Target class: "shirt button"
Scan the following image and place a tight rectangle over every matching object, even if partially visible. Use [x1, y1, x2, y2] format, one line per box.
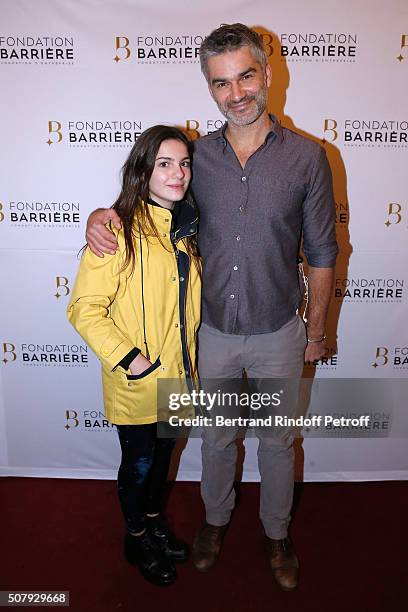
[233, 265, 238, 271]
[172, 276, 176, 281]
[162, 233, 167, 237]
[179, 276, 185, 282]
[179, 369, 183, 376]
[241, 176, 247, 182]
[236, 235, 241, 241]
[165, 218, 170, 223]
[175, 323, 179, 328]
[230, 294, 235, 299]
[239, 205, 244, 212]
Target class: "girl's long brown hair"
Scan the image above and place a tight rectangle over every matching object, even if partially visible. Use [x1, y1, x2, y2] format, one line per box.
[112, 125, 200, 274]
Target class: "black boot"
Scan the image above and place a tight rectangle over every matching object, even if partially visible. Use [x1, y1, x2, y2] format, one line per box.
[146, 515, 189, 562]
[124, 531, 177, 586]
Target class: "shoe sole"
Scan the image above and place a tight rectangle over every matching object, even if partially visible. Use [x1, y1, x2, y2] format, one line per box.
[273, 581, 298, 592]
[167, 553, 189, 563]
[125, 554, 177, 586]
[150, 537, 189, 564]
[191, 555, 220, 572]
[139, 566, 177, 586]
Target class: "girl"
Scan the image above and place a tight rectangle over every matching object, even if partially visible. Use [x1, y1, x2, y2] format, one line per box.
[67, 125, 201, 586]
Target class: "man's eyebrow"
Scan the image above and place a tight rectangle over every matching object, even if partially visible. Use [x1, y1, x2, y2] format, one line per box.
[211, 67, 257, 85]
[239, 67, 257, 77]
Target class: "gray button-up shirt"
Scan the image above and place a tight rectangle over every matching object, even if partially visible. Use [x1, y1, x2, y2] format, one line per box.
[192, 117, 338, 335]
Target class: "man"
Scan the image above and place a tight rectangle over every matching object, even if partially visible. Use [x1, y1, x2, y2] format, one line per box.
[86, 24, 338, 591]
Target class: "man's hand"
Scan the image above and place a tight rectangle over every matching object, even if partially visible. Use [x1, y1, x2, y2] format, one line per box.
[304, 340, 327, 364]
[86, 208, 121, 257]
[303, 266, 334, 364]
[129, 353, 153, 375]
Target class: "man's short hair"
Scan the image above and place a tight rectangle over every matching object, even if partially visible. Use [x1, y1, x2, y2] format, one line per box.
[200, 23, 267, 82]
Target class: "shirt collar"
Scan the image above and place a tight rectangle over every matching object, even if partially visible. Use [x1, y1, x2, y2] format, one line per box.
[147, 197, 178, 215]
[205, 113, 283, 145]
[147, 198, 198, 240]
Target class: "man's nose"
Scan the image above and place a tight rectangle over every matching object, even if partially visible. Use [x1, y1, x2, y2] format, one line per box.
[230, 80, 245, 101]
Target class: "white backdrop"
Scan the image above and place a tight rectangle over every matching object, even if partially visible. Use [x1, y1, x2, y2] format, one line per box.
[1, 0, 407, 481]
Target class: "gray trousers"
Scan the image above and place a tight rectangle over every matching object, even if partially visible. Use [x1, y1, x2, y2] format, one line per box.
[198, 315, 306, 539]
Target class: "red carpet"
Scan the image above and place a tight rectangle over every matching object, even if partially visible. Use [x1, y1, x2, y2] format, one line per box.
[1, 479, 407, 611]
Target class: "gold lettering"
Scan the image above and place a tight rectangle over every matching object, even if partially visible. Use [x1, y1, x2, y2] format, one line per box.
[47, 120, 63, 145]
[373, 347, 388, 367]
[114, 36, 131, 62]
[65, 410, 79, 429]
[55, 276, 70, 299]
[324, 118, 338, 142]
[2, 342, 17, 364]
[185, 119, 200, 140]
[397, 34, 408, 61]
[385, 202, 402, 227]
[260, 33, 274, 57]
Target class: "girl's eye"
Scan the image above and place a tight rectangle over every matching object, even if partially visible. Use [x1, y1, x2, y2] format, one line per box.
[181, 161, 191, 168]
[158, 161, 168, 167]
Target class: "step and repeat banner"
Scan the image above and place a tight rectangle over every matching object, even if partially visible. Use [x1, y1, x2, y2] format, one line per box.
[1, 0, 407, 481]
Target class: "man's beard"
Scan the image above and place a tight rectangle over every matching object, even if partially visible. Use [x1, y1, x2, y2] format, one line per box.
[218, 88, 268, 127]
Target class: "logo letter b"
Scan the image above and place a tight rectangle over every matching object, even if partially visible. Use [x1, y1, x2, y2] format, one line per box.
[385, 202, 402, 227]
[47, 121, 63, 145]
[55, 276, 70, 299]
[185, 119, 200, 140]
[372, 347, 388, 367]
[2, 342, 17, 364]
[65, 410, 79, 429]
[115, 36, 131, 61]
[324, 118, 338, 142]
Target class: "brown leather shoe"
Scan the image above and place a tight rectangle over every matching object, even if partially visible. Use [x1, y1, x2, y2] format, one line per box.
[266, 536, 299, 591]
[192, 522, 227, 572]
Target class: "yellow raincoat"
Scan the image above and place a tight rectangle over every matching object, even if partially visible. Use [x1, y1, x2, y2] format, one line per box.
[67, 202, 201, 424]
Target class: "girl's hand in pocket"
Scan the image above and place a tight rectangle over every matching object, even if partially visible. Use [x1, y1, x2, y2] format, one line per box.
[129, 353, 152, 375]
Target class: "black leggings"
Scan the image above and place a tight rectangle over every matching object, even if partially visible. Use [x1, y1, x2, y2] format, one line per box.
[116, 423, 176, 534]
